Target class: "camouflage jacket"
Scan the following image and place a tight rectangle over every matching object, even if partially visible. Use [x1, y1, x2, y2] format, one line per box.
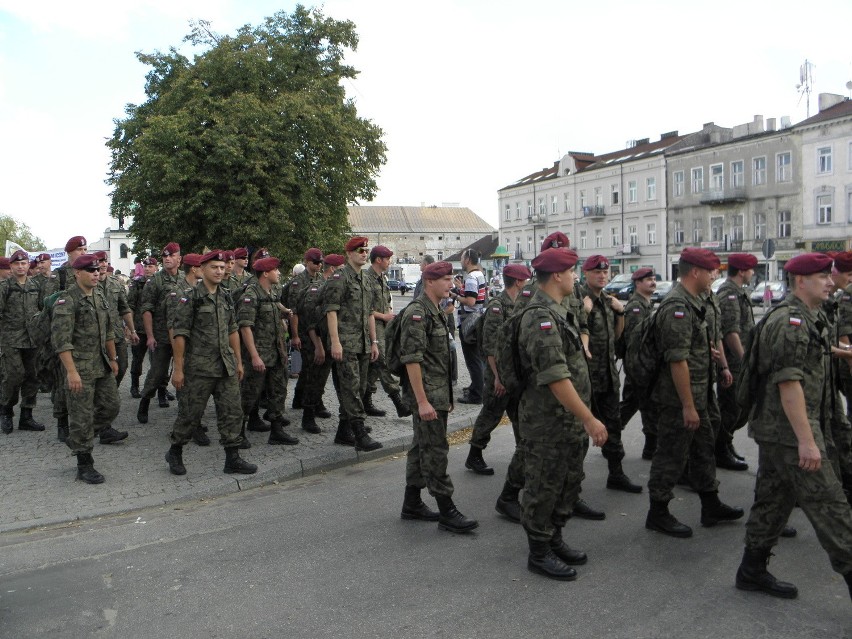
[140, 269, 181, 343]
[236, 280, 287, 367]
[366, 266, 393, 330]
[481, 290, 517, 359]
[98, 274, 131, 342]
[716, 278, 754, 363]
[127, 276, 150, 333]
[40, 262, 74, 302]
[323, 263, 373, 354]
[838, 283, 852, 340]
[299, 277, 328, 344]
[399, 296, 452, 411]
[0, 276, 42, 348]
[172, 283, 238, 378]
[51, 284, 114, 378]
[515, 280, 588, 334]
[578, 283, 619, 391]
[167, 275, 199, 331]
[623, 292, 652, 343]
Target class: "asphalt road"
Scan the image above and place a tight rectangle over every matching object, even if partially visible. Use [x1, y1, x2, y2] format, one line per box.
[1, 424, 849, 638]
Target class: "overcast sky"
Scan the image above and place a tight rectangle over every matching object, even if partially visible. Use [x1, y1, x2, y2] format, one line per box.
[1, 0, 850, 250]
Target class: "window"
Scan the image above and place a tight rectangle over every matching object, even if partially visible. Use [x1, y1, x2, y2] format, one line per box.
[551, 195, 558, 214]
[817, 146, 832, 174]
[753, 157, 766, 185]
[754, 212, 766, 240]
[628, 225, 638, 247]
[710, 164, 723, 191]
[611, 184, 620, 205]
[527, 236, 532, 253]
[538, 197, 545, 215]
[674, 219, 684, 244]
[693, 219, 703, 243]
[611, 226, 620, 247]
[516, 239, 522, 258]
[580, 230, 587, 249]
[515, 202, 521, 220]
[437, 251, 443, 261]
[817, 194, 832, 224]
[778, 210, 791, 238]
[777, 152, 791, 182]
[594, 187, 603, 207]
[628, 180, 637, 203]
[710, 216, 724, 242]
[673, 171, 684, 197]
[731, 160, 744, 188]
[563, 192, 570, 212]
[731, 214, 743, 241]
[579, 190, 587, 208]
[119, 243, 129, 258]
[646, 177, 656, 201]
[646, 222, 656, 245]
[504, 204, 511, 221]
[527, 200, 532, 216]
[595, 229, 602, 248]
[691, 167, 704, 193]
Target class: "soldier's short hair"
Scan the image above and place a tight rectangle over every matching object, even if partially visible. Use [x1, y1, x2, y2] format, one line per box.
[503, 275, 518, 289]
[678, 259, 695, 277]
[728, 266, 741, 278]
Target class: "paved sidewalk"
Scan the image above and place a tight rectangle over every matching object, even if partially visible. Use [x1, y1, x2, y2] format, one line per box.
[0, 357, 480, 534]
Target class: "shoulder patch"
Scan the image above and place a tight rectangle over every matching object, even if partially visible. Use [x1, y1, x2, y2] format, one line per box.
[55, 298, 66, 306]
[332, 273, 341, 280]
[673, 310, 685, 319]
[411, 314, 422, 322]
[727, 295, 736, 300]
[843, 295, 851, 301]
[632, 307, 641, 313]
[169, 291, 176, 297]
[292, 281, 299, 287]
[179, 297, 188, 304]
[789, 317, 802, 327]
[540, 321, 553, 330]
[243, 298, 252, 303]
[310, 287, 318, 293]
[491, 306, 502, 314]
[522, 290, 531, 297]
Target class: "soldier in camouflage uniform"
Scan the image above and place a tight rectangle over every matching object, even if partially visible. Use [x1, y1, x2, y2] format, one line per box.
[284, 248, 323, 411]
[735, 252, 852, 602]
[230, 247, 253, 291]
[127, 257, 158, 398]
[618, 268, 659, 460]
[646, 248, 743, 538]
[238, 256, 299, 446]
[0, 250, 46, 434]
[29, 253, 53, 294]
[366, 245, 410, 418]
[164, 250, 257, 477]
[515, 248, 607, 580]
[399, 260, 478, 534]
[715, 253, 757, 470]
[579, 255, 642, 494]
[52, 254, 120, 484]
[324, 237, 382, 451]
[137, 242, 181, 422]
[836, 252, 852, 425]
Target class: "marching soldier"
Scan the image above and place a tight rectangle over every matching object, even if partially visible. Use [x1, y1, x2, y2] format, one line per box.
[127, 257, 158, 398]
[284, 248, 323, 410]
[230, 247, 253, 290]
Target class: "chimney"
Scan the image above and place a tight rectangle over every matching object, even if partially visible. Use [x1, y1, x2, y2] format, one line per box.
[766, 118, 776, 131]
[818, 93, 845, 112]
[752, 115, 764, 134]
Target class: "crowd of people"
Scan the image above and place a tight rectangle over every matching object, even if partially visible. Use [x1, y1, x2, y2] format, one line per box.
[0, 231, 850, 602]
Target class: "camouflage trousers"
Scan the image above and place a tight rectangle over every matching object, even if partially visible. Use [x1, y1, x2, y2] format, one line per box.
[65, 372, 120, 454]
[129, 333, 147, 380]
[141, 341, 172, 399]
[521, 436, 587, 542]
[367, 324, 400, 396]
[0, 346, 39, 409]
[648, 404, 719, 502]
[114, 339, 128, 387]
[333, 352, 369, 420]
[619, 376, 658, 437]
[170, 373, 243, 448]
[717, 362, 748, 441]
[470, 368, 520, 450]
[300, 341, 332, 409]
[745, 442, 852, 575]
[406, 409, 453, 498]
[241, 362, 288, 422]
[591, 388, 624, 461]
[828, 391, 852, 490]
[51, 359, 67, 419]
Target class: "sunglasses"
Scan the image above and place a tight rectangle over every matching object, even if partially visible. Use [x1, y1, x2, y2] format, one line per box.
[311, 260, 323, 265]
[356, 248, 369, 254]
[83, 266, 99, 273]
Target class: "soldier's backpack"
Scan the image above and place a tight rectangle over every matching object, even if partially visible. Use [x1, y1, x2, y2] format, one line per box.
[623, 297, 680, 396]
[495, 302, 558, 396]
[735, 302, 788, 419]
[385, 299, 433, 381]
[27, 290, 63, 391]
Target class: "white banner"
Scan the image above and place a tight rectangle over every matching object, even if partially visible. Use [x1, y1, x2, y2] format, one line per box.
[4, 241, 66, 269]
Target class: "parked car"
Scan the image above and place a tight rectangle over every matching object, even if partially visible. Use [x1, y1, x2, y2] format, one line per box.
[603, 273, 635, 300]
[650, 280, 673, 305]
[387, 279, 402, 291]
[387, 279, 411, 293]
[750, 281, 787, 306]
[711, 277, 726, 294]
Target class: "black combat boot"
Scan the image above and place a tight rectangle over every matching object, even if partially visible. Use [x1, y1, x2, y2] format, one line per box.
[400, 485, 439, 521]
[435, 495, 479, 533]
[645, 499, 692, 538]
[301, 407, 321, 434]
[129, 374, 141, 399]
[157, 386, 169, 408]
[76, 453, 105, 484]
[269, 420, 299, 445]
[136, 396, 151, 424]
[291, 386, 303, 410]
[352, 419, 382, 452]
[389, 392, 412, 418]
[57, 415, 69, 443]
[165, 444, 187, 475]
[0, 404, 14, 434]
[223, 446, 257, 474]
[527, 538, 577, 581]
[315, 402, 332, 419]
[550, 527, 588, 565]
[263, 409, 290, 426]
[495, 482, 521, 523]
[165, 389, 175, 401]
[844, 572, 852, 602]
[191, 425, 210, 446]
[641, 433, 657, 460]
[606, 458, 643, 493]
[362, 391, 386, 417]
[247, 407, 270, 432]
[465, 446, 494, 475]
[780, 525, 797, 538]
[573, 498, 606, 520]
[18, 406, 45, 431]
[715, 436, 748, 471]
[238, 419, 251, 449]
[99, 426, 128, 444]
[735, 547, 798, 599]
[334, 420, 355, 446]
[728, 440, 745, 461]
[699, 491, 744, 527]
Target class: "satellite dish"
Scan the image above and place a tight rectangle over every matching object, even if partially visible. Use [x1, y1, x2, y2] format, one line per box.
[846, 81, 852, 90]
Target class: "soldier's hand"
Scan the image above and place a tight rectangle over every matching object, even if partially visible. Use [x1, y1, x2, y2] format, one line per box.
[331, 343, 343, 361]
[146, 336, 157, 352]
[128, 330, 140, 346]
[584, 346, 593, 360]
[710, 347, 723, 363]
[370, 342, 379, 362]
[418, 400, 437, 421]
[682, 406, 700, 431]
[252, 354, 265, 373]
[493, 377, 507, 397]
[172, 369, 185, 391]
[583, 418, 608, 447]
[583, 296, 593, 314]
[609, 297, 624, 314]
[109, 360, 119, 377]
[66, 372, 83, 394]
[798, 442, 822, 472]
[291, 336, 302, 350]
[236, 362, 244, 382]
[719, 368, 733, 388]
[314, 347, 325, 365]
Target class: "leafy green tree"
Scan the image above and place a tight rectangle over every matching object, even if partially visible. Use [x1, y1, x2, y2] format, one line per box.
[107, 5, 386, 265]
[0, 214, 47, 252]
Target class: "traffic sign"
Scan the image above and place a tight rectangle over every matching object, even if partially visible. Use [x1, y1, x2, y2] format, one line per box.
[762, 239, 776, 260]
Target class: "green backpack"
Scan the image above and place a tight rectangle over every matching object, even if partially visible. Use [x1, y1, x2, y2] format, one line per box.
[385, 299, 433, 380]
[495, 302, 560, 396]
[735, 302, 787, 419]
[623, 297, 680, 396]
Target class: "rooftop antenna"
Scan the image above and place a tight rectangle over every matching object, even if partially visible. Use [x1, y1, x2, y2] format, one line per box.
[796, 59, 814, 117]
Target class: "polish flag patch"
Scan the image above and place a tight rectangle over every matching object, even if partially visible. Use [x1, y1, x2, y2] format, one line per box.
[540, 321, 553, 330]
[789, 317, 802, 327]
[412, 314, 422, 322]
[727, 295, 736, 300]
[243, 298, 252, 304]
[673, 311, 685, 319]
[632, 308, 641, 313]
[179, 297, 189, 304]
[491, 306, 502, 314]
[55, 298, 66, 306]
[522, 290, 531, 297]
[332, 273, 341, 279]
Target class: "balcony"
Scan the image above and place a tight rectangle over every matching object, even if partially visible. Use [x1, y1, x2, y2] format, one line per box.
[582, 205, 606, 218]
[700, 188, 746, 205]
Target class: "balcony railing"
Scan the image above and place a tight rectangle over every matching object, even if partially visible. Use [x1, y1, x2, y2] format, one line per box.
[582, 205, 606, 218]
[700, 188, 746, 205]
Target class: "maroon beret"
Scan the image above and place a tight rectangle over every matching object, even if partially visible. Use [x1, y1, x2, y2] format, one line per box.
[727, 253, 758, 270]
[93, 251, 108, 261]
[0, 257, 9, 269]
[541, 232, 570, 252]
[631, 267, 655, 281]
[233, 247, 249, 260]
[422, 261, 453, 280]
[37, 253, 51, 262]
[107, 266, 114, 273]
[220, 250, 233, 262]
[345, 236, 369, 252]
[832, 251, 852, 273]
[582, 254, 610, 271]
[64, 236, 87, 253]
[142, 256, 158, 266]
[161, 242, 180, 257]
[252, 248, 270, 263]
[785, 252, 833, 275]
[680, 247, 720, 270]
[533, 248, 580, 273]
[253, 257, 281, 273]
[304, 248, 323, 262]
[503, 264, 532, 280]
[29, 259, 38, 270]
[9, 249, 28, 263]
[323, 254, 345, 267]
[182, 253, 202, 267]
[72, 254, 99, 270]
[199, 250, 226, 265]
[370, 245, 393, 259]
